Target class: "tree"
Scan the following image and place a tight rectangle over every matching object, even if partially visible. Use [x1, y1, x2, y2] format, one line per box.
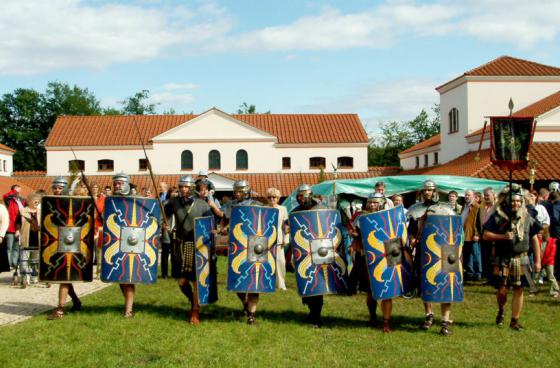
[119, 90, 158, 115]
[0, 82, 103, 171]
[367, 105, 440, 167]
[236, 102, 270, 114]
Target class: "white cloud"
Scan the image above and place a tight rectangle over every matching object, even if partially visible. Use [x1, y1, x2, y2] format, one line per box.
[212, 4, 457, 52]
[0, 0, 232, 75]
[209, 1, 559, 52]
[300, 78, 439, 132]
[148, 92, 195, 109]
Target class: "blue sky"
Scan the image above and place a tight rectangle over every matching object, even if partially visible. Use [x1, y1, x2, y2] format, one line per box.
[1, 0, 560, 134]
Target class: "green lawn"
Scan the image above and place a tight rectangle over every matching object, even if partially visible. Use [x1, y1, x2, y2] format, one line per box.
[1, 258, 559, 368]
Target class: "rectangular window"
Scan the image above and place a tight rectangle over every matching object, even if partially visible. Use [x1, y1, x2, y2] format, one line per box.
[434, 152, 439, 165]
[98, 159, 114, 172]
[424, 154, 429, 167]
[415, 157, 419, 169]
[139, 159, 148, 171]
[282, 157, 291, 169]
[309, 157, 326, 169]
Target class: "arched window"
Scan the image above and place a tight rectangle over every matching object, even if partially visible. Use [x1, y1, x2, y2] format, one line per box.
[236, 149, 248, 170]
[181, 150, 193, 170]
[98, 159, 114, 171]
[208, 150, 221, 170]
[448, 108, 459, 133]
[309, 157, 326, 169]
[337, 156, 353, 168]
[69, 159, 85, 172]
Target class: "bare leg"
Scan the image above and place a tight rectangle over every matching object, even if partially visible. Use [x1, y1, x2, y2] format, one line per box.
[245, 293, 259, 324]
[58, 284, 69, 308]
[381, 299, 392, 333]
[496, 286, 507, 325]
[121, 284, 135, 317]
[439, 303, 452, 336]
[511, 286, 523, 320]
[420, 302, 434, 330]
[366, 294, 377, 326]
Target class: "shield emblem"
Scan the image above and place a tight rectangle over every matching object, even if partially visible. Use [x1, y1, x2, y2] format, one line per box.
[421, 214, 464, 303]
[290, 209, 348, 297]
[358, 206, 413, 300]
[227, 205, 279, 293]
[194, 216, 218, 305]
[101, 196, 161, 284]
[39, 196, 95, 282]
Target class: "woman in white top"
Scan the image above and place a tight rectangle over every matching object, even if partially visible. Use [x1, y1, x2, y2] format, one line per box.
[19, 193, 41, 287]
[266, 187, 289, 290]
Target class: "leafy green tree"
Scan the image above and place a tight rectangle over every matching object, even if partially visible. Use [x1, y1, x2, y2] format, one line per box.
[368, 105, 440, 167]
[119, 90, 158, 115]
[0, 82, 103, 171]
[236, 102, 270, 114]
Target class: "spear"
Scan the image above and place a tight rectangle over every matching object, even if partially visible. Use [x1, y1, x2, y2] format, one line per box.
[69, 147, 104, 278]
[131, 116, 170, 244]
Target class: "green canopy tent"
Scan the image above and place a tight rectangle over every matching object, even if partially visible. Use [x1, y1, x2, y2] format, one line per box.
[282, 175, 508, 212]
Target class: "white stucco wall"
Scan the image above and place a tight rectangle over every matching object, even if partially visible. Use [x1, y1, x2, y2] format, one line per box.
[439, 83, 468, 163]
[439, 80, 560, 164]
[400, 148, 439, 170]
[46, 143, 368, 176]
[0, 151, 13, 176]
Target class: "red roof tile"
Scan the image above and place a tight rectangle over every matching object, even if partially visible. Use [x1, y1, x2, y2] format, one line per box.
[13, 167, 400, 198]
[0, 178, 36, 199]
[513, 90, 560, 117]
[46, 112, 369, 147]
[400, 143, 560, 181]
[437, 56, 560, 90]
[399, 134, 440, 155]
[0, 143, 15, 153]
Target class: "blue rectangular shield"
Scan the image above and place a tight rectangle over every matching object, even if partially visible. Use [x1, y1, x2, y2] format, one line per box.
[290, 209, 348, 297]
[39, 196, 95, 283]
[101, 196, 161, 284]
[227, 205, 279, 293]
[421, 214, 464, 303]
[194, 216, 218, 305]
[358, 206, 413, 300]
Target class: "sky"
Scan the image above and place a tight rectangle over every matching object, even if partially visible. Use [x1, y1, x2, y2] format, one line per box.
[1, 0, 560, 135]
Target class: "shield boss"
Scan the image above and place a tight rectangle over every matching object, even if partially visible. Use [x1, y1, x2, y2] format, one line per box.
[383, 237, 403, 267]
[310, 238, 335, 265]
[58, 226, 82, 253]
[441, 244, 461, 274]
[120, 227, 146, 254]
[248, 235, 268, 262]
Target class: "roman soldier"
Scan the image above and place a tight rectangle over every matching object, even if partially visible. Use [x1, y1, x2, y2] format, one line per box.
[222, 180, 263, 324]
[407, 179, 459, 335]
[47, 176, 82, 320]
[165, 176, 223, 324]
[482, 185, 541, 330]
[349, 192, 386, 330]
[111, 172, 138, 318]
[291, 184, 327, 328]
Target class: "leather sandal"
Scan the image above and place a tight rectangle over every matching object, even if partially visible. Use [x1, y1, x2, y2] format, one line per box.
[47, 307, 64, 320]
[190, 309, 200, 325]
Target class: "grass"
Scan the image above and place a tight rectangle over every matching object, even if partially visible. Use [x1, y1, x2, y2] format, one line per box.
[0, 257, 559, 368]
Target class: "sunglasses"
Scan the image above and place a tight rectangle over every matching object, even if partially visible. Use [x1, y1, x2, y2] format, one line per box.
[267, 196, 278, 199]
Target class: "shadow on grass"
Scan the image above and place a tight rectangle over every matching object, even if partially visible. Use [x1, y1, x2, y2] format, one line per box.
[0, 302, 54, 317]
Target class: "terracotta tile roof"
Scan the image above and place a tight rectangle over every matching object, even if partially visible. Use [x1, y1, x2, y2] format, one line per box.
[464, 56, 560, 77]
[0, 143, 15, 153]
[13, 167, 400, 198]
[399, 134, 440, 155]
[437, 56, 560, 90]
[46, 112, 368, 147]
[400, 143, 560, 181]
[513, 90, 560, 117]
[0, 178, 36, 199]
[465, 91, 560, 139]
